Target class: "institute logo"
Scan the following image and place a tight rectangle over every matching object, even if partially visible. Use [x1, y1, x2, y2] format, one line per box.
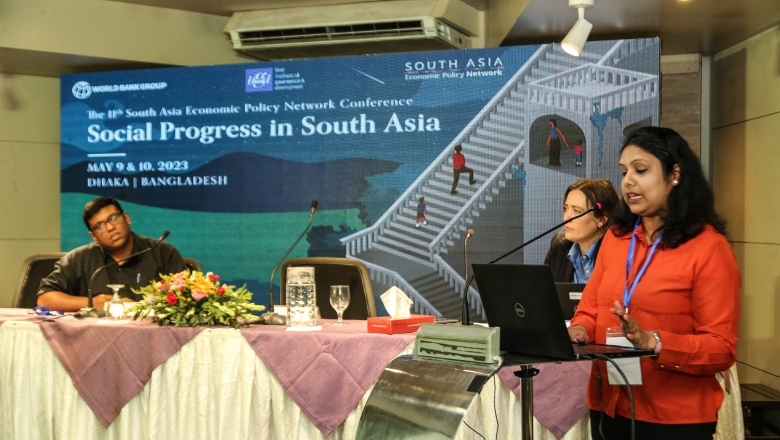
[245, 68, 274, 92]
[72, 81, 92, 99]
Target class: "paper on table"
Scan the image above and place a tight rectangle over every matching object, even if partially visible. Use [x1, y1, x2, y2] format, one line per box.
[285, 326, 322, 332]
[606, 335, 643, 385]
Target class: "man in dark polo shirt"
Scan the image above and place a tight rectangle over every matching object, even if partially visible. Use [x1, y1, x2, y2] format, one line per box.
[37, 196, 187, 312]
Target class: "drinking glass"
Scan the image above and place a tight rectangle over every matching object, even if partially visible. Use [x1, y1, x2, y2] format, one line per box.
[329, 285, 350, 325]
[286, 268, 316, 327]
[106, 284, 125, 319]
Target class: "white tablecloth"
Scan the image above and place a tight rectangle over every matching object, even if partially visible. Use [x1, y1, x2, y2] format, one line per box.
[0, 321, 740, 439]
[458, 375, 590, 440]
[0, 321, 392, 440]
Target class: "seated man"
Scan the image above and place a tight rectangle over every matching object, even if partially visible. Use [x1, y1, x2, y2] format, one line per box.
[37, 196, 187, 312]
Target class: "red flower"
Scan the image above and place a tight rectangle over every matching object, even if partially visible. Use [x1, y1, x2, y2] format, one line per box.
[180, 286, 185, 292]
[209, 274, 220, 282]
[167, 292, 177, 305]
[217, 287, 225, 295]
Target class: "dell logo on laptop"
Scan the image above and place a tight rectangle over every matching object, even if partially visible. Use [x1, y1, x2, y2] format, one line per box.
[514, 303, 525, 318]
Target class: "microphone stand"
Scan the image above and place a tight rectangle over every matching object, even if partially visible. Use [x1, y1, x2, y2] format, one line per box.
[261, 201, 318, 325]
[461, 203, 604, 325]
[488, 209, 594, 265]
[462, 229, 473, 326]
[77, 231, 169, 318]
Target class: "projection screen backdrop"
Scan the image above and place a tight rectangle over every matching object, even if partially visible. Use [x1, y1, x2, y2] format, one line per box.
[60, 39, 660, 318]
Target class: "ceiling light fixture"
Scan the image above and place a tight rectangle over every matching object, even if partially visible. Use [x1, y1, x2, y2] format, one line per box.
[561, 0, 594, 57]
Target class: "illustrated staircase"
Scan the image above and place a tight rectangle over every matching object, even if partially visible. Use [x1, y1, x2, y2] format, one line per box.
[341, 40, 659, 319]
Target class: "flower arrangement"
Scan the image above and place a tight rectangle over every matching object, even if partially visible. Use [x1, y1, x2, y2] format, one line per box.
[126, 270, 265, 328]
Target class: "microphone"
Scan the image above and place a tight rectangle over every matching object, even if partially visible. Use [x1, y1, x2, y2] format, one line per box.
[462, 229, 474, 326]
[462, 197, 614, 323]
[261, 200, 318, 325]
[489, 197, 612, 264]
[76, 230, 169, 318]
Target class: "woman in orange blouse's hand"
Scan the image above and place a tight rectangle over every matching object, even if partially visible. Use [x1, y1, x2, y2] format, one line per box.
[568, 126, 740, 439]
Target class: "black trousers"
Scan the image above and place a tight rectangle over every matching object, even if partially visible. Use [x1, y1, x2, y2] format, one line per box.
[589, 410, 716, 440]
[548, 138, 562, 166]
[450, 166, 474, 192]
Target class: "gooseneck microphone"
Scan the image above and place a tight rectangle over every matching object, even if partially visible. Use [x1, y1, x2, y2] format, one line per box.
[261, 200, 318, 325]
[462, 197, 613, 324]
[462, 229, 474, 326]
[489, 197, 613, 265]
[76, 230, 169, 318]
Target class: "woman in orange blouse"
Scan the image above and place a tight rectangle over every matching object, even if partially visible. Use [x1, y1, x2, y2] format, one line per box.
[568, 127, 740, 439]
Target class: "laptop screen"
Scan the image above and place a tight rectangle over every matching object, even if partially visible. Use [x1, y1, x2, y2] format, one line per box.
[471, 264, 577, 360]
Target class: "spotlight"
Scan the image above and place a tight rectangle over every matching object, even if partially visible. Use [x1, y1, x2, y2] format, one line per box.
[561, 0, 594, 57]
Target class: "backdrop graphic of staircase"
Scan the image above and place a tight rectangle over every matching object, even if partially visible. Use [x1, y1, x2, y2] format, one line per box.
[341, 41, 641, 319]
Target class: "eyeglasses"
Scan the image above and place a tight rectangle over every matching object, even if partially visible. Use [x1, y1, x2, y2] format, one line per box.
[91, 212, 124, 233]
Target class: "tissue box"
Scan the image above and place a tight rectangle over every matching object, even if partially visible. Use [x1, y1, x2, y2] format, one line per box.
[367, 315, 436, 334]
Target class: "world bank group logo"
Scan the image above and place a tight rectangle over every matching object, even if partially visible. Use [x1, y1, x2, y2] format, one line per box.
[245, 68, 274, 93]
[72, 81, 92, 99]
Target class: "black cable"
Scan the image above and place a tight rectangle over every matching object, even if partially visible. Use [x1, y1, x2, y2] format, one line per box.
[595, 355, 636, 440]
[462, 421, 486, 440]
[588, 359, 607, 440]
[736, 360, 780, 380]
[493, 375, 499, 440]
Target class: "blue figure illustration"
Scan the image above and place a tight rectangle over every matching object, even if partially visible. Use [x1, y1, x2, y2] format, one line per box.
[589, 102, 624, 166]
[511, 166, 527, 196]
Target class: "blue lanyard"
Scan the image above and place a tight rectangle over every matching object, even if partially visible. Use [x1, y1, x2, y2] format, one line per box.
[623, 218, 662, 311]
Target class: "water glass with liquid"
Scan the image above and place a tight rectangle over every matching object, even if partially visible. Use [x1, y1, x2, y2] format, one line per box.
[286, 267, 317, 327]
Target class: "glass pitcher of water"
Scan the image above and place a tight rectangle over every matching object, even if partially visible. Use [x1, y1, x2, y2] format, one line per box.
[286, 266, 317, 327]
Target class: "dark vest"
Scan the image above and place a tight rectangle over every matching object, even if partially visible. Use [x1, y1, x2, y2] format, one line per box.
[543, 233, 603, 283]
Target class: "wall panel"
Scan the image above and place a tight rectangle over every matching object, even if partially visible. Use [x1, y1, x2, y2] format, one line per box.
[713, 25, 780, 390]
[0, 75, 60, 307]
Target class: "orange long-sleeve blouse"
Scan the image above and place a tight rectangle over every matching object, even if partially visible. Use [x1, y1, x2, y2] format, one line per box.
[570, 223, 740, 424]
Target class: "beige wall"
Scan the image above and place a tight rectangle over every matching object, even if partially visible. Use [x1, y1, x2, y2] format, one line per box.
[0, 0, 254, 307]
[0, 74, 60, 307]
[713, 26, 780, 390]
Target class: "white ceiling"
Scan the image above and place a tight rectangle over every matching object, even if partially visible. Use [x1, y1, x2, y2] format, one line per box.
[108, 0, 780, 55]
[505, 0, 780, 55]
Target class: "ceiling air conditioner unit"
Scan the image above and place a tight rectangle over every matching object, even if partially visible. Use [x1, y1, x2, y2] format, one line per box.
[224, 0, 480, 60]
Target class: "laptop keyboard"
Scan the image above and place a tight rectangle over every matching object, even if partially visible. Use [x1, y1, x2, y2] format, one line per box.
[573, 344, 631, 355]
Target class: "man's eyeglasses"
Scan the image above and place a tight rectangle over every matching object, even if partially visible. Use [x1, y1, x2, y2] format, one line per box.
[91, 212, 124, 233]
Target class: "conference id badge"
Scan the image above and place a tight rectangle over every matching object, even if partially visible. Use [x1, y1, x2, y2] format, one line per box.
[606, 328, 643, 385]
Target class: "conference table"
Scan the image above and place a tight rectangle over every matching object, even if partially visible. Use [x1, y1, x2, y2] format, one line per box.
[0, 309, 741, 439]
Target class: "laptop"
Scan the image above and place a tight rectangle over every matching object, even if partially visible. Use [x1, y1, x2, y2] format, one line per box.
[471, 264, 654, 361]
[555, 282, 586, 320]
